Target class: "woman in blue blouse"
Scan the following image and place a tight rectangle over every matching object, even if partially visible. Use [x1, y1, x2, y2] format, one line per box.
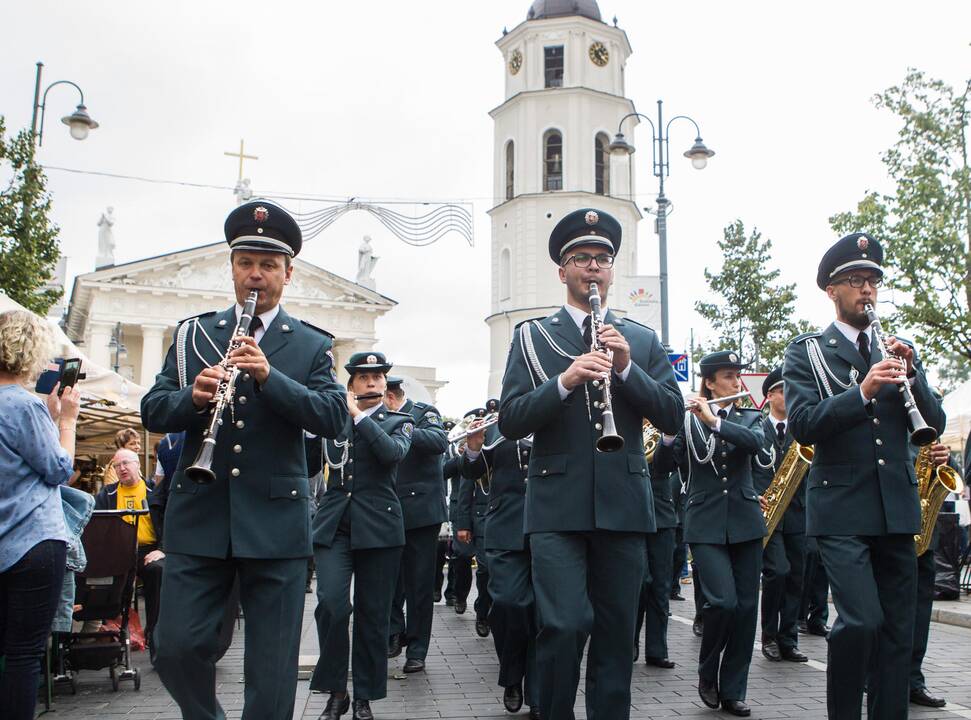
[0, 310, 81, 720]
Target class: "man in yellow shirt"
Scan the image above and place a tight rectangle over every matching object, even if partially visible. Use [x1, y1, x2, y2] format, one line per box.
[95, 448, 164, 661]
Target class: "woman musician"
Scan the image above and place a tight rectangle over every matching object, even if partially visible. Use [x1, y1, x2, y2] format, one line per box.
[668, 351, 767, 717]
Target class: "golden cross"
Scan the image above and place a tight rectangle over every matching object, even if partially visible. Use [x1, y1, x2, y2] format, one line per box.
[224, 139, 259, 182]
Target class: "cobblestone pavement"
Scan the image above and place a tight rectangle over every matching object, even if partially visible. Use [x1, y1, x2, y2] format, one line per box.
[41, 577, 971, 719]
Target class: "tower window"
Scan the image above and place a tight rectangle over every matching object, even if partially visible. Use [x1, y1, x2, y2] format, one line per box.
[543, 130, 563, 192]
[544, 46, 564, 88]
[505, 140, 515, 200]
[499, 247, 511, 300]
[595, 133, 610, 195]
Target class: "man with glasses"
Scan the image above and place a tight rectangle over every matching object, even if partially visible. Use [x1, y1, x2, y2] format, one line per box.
[95, 448, 165, 661]
[498, 208, 684, 720]
[783, 232, 945, 720]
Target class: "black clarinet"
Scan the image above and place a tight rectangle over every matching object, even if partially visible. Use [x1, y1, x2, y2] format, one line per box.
[589, 282, 624, 453]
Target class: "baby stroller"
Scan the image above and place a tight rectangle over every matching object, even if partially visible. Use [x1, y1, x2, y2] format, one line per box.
[54, 507, 149, 692]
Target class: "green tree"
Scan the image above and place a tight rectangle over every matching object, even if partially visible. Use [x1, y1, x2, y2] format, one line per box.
[0, 116, 62, 315]
[695, 219, 814, 371]
[829, 71, 970, 390]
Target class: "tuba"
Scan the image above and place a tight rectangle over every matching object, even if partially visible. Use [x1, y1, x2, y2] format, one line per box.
[762, 442, 814, 546]
[186, 290, 259, 484]
[914, 445, 964, 556]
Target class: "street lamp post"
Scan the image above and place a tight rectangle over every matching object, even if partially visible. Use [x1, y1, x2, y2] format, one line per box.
[609, 100, 714, 347]
[109, 323, 127, 374]
[30, 61, 99, 146]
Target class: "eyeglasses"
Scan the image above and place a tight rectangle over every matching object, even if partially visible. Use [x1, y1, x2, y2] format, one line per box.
[833, 274, 883, 289]
[563, 253, 615, 269]
[111, 460, 139, 470]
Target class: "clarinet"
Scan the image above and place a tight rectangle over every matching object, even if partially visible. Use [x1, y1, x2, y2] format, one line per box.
[863, 303, 937, 446]
[588, 282, 624, 453]
[186, 290, 260, 483]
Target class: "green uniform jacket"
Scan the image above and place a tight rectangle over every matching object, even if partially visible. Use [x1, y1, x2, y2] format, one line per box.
[498, 308, 684, 534]
[313, 406, 413, 550]
[676, 407, 768, 545]
[394, 399, 448, 530]
[459, 425, 531, 551]
[647, 446, 679, 531]
[140, 305, 347, 560]
[752, 418, 806, 535]
[783, 324, 946, 536]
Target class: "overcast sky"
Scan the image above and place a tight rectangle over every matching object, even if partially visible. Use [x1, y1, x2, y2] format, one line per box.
[3, 1, 968, 412]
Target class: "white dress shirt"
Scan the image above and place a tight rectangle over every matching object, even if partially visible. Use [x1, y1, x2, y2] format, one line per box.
[353, 401, 384, 425]
[234, 302, 280, 345]
[556, 303, 633, 400]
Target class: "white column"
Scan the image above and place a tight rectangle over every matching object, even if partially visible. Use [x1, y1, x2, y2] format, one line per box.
[87, 321, 114, 371]
[140, 324, 168, 387]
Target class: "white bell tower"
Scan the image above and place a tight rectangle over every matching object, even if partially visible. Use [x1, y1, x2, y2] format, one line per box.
[486, 0, 643, 397]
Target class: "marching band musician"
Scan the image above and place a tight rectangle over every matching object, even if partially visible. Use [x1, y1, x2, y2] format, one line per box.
[498, 208, 684, 720]
[383, 376, 449, 673]
[753, 367, 809, 664]
[462, 407, 538, 718]
[310, 352, 414, 720]
[783, 232, 945, 720]
[443, 429, 474, 612]
[433, 420, 458, 603]
[634, 422, 679, 669]
[673, 351, 767, 717]
[141, 201, 347, 720]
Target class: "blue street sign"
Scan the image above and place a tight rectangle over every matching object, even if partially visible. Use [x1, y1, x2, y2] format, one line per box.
[668, 353, 689, 382]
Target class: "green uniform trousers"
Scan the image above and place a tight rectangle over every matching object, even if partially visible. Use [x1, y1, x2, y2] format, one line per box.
[760, 531, 806, 651]
[910, 545, 936, 690]
[486, 548, 537, 705]
[636, 527, 676, 660]
[154, 553, 307, 720]
[388, 523, 440, 660]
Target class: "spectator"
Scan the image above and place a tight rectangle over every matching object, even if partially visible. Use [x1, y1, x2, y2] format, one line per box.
[102, 428, 143, 487]
[95, 448, 165, 661]
[0, 309, 81, 720]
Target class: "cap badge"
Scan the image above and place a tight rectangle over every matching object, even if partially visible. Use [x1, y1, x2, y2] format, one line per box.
[729, 353, 738, 363]
[254, 206, 269, 223]
[857, 236, 869, 250]
[585, 211, 599, 225]
[366, 354, 377, 365]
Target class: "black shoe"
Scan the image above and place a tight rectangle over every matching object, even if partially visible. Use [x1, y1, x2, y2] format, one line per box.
[722, 699, 751, 716]
[780, 646, 809, 663]
[645, 657, 676, 669]
[670, 592, 685, 601]
[761, 639, 781, 662]
[529, 707, 541, 720]
[692, 617, 704, 637]
[433, 589, 442, 602]
[403, 658, 425, 673]
[445, 595, 455, 606]
[910, 686, 946, 708]
[352, 699, 373, 720]
[455, 600, 467, 614]
[387, 633, 402, 659]
[320, 693, 350, 720]
[797, 620, 809, 634]
[806, 622, 830, 637]
[698, 678, 719, 709]
[475, 618, 490, 637]
[503, 683, 524, 712]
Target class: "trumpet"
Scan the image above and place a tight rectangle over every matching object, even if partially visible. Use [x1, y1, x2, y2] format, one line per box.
[589, 282, 624, 453]
[186, 289, 259, 484]
[686, 391, 750, 411]
[863, 303, 937, 446]
[448, 412, 499, 446]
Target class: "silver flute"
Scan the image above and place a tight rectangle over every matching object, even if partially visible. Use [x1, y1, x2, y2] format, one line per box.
[588, 282, 624, 453]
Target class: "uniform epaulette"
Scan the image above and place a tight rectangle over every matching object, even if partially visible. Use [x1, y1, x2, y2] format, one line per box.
[300, 319, 335, 339]
[514, 316, 545, 330]
[620, 317, 655, 333]
[388, 410, 413, 418]
[791, 330, 822, 343]
[177, 310, 216, 325]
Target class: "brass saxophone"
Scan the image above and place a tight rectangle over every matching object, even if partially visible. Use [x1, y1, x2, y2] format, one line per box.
[642, 421, 660, 463]
[914, 445, 964, 556]
[762, 442, 814, 546]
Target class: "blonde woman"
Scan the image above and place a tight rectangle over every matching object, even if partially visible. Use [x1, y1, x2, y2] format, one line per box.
[0, 310, 81, 719]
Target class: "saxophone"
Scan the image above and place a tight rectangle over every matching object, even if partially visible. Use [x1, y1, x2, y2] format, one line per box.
[914, 445, 964, 556]
[642, 421, 660, 463]
[762, 442, 814, 546]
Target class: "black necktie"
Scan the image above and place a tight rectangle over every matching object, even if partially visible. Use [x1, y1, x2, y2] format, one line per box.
[857, 331, 870, 366]
[717, 408, 728, 419]
[582, 315, 592, 347]
[249, 316, 263, 338]
[776, 422, 786, 443]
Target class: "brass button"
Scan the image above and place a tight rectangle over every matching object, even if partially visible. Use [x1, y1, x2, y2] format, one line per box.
[541, 469, 547, 475]
[239, 396, 247, 404]
[723, 489, 728, 495]
[823, 480, 829, 486]
[346, 474, 353, 480]
[290, 490, 297, 496]
[233, 444, 242, 453]
[411, 491, 416, 496]
[595, 423, 602, 430]
[875, 439, 883, 446]
[720, 464, 727, 470]
[387, 506, 392, 512]
[873, 418, 880, 425]
[348, 459, 354, 464]
[243, 373, 251, 382]
[346, 492, 352, 497]
[231, 468, 240, 477]
[722, 478, 727, 483]
[878, 459, 886, 466]
[721, 452, 728, 457]
[176, 483, 182, 489]
[236, 420, 244, 429]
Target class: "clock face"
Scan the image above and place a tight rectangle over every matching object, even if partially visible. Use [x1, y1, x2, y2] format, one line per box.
[589, 41, 609, 67]
[509, 49, 523, 75]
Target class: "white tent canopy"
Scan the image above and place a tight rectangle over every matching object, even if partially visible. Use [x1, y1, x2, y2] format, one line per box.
[942, 378, 971, 451]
